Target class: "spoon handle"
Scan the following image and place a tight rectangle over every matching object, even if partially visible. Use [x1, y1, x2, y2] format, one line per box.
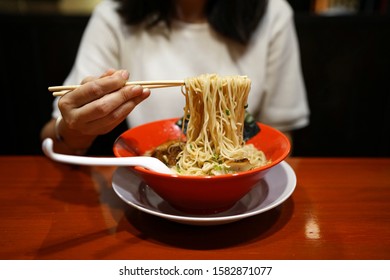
[41, 138, 172, 174]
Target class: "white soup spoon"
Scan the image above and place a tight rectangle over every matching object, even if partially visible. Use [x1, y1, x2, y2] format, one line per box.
[42, 138, 172, 174]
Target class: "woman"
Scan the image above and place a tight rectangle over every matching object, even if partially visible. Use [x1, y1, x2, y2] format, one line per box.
[41, 0, 309, 155]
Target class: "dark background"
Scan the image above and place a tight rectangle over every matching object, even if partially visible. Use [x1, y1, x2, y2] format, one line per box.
[1, 1, 389, 156]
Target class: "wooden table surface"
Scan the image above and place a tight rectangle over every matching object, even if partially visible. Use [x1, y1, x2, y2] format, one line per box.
[0, 156, 389, 260]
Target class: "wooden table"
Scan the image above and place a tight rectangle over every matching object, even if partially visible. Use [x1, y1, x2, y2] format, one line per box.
[0, 156, 389, 260]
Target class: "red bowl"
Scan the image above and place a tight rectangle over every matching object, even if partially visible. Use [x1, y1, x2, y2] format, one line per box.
[113, 118, 290, 214]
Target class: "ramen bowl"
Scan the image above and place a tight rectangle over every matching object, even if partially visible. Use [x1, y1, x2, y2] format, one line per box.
[113, 118, 290, 214]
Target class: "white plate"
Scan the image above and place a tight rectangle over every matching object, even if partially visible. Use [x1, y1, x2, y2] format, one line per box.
[112, 161, 296, 226]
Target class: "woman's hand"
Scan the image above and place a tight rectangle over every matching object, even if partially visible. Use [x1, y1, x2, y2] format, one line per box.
[41, 69, 150, 154]
[59, 69, 150, 136]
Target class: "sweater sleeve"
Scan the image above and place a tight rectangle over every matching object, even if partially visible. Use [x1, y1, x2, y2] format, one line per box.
[52, 0, 122, 118]
[257, 1, 310, 131]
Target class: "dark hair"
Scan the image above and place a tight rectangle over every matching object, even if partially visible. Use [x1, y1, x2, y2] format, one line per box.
[114, 0, 268, 44]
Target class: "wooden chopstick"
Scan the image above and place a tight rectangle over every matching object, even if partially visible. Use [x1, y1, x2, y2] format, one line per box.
[49, 80, 184, 96]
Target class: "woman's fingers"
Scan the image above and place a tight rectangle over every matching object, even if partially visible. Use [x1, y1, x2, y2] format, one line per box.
[60, 69, 129, 107]
[73, 87, 151, 135]
[57, 69, 152, 136]
[98, 86, 151, 125]
[75, 84, 146, 124]
[81, 68, 117, 83]
[61, 85, 151, 135]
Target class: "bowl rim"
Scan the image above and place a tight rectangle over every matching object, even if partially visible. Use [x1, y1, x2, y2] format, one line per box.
[113, 118, 291, 179]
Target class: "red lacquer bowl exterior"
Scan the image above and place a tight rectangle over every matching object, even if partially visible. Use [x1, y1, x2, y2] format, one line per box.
[113, 118, 290, 214]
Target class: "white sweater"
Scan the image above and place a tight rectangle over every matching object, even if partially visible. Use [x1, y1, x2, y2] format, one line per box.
[53, 0, 309, 131]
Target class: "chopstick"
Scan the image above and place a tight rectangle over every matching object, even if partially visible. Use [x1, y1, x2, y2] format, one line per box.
[49, 80, 185, 97]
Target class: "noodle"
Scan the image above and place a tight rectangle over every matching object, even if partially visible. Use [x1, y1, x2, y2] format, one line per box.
[172, 73, 269, 175]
